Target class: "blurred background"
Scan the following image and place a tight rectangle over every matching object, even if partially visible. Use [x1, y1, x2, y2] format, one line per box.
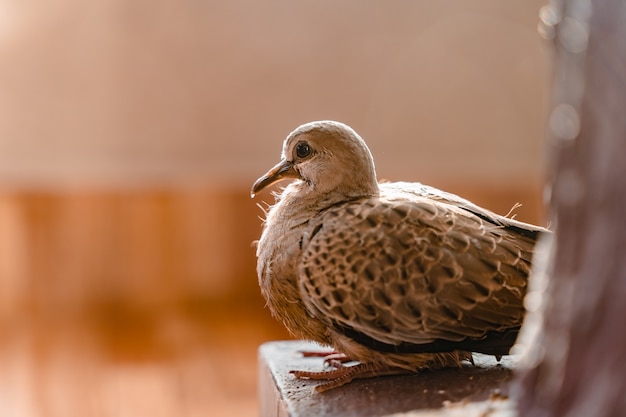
[0, 1, 550, 416]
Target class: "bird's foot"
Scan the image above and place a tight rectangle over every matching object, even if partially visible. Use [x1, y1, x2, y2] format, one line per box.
[290, 362, 409, 393]
[291, 363, 376, 392]
[298, 350, 353, 369]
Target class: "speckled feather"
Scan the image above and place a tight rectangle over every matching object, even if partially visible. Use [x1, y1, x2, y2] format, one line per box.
[252, 121, 548, 389]
[299, 184, 534, 350]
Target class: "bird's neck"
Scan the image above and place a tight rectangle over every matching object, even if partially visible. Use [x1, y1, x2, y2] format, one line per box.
[280, 181, 378, 214]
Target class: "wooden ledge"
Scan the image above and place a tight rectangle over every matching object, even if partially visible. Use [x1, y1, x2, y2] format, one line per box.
[258, 341, 517, 417]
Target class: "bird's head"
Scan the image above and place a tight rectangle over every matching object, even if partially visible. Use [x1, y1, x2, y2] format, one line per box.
[251, 121, 379, 200]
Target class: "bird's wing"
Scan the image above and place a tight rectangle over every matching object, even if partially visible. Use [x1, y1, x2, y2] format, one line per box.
[382, 182, 549, 239]
[298, 192, 537, 356]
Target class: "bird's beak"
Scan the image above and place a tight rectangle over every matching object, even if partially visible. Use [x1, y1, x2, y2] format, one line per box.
[251, 159, 299, 197]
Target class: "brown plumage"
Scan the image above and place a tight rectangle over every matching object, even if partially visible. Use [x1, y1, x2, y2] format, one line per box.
[252, 121, 548, 392]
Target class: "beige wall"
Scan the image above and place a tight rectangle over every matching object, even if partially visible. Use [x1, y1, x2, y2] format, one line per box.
[0, 0, 549, 188]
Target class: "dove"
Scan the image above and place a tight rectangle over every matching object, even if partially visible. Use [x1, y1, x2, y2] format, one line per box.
[252, 120, 548, 392]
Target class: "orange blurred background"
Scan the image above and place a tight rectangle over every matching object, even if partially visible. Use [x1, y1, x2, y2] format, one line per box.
[0, 1, 549, 416]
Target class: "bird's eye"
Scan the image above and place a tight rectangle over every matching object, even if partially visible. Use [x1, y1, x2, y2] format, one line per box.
[295, 142, 311, 159]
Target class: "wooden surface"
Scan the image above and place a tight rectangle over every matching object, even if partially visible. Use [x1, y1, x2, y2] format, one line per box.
[0, 186, 540, 416]
[259, 341, 517, 417]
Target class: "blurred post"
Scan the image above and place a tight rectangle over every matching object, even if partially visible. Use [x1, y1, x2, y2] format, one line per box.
[515, 0, 626, 415]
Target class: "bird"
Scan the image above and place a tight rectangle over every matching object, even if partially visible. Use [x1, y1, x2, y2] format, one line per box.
[251, 120, 549, 392]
